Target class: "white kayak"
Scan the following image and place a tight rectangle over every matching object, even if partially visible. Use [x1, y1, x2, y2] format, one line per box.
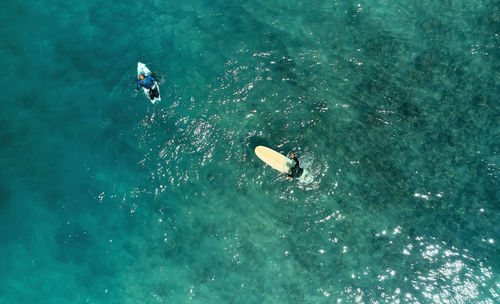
[137, 62, 161, 104]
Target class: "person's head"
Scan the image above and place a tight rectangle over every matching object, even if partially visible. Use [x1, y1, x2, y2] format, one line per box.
[139, 74, 145, 80]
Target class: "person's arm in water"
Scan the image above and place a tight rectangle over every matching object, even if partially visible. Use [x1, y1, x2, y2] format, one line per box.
[137, 80, 142, 90]
[284, 152, 296, 179]
[147, 75, 158, 83]
[290, 153, 299, 167]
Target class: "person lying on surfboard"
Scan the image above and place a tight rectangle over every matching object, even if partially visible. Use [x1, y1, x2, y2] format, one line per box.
[286, 153, 304, 179]
[137, 73, 159, 100]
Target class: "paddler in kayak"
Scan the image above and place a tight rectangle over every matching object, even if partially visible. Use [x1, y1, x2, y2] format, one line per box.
[137, 73, 159, 100]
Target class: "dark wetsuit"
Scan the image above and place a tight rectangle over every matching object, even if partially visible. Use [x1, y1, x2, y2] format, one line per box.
[287, 156, 303, 178]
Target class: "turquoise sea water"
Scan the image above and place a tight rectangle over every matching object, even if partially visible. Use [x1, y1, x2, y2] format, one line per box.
[1, 0, 499, 302]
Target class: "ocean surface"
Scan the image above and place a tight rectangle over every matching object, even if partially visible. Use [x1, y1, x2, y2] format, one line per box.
[0, 0, 498, 303]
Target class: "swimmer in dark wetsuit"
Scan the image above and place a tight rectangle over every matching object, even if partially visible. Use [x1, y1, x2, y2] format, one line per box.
[287, 153, 303, 179]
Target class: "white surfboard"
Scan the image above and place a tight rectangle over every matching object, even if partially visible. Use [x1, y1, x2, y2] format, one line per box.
[255, 146, 294, 173]
[137, 62, 161, 104]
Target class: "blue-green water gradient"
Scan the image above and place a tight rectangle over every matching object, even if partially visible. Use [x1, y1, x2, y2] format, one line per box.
[0, 0, 498, 302]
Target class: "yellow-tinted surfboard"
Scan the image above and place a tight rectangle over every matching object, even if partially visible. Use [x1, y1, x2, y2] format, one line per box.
[255, 146, 293, 173]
